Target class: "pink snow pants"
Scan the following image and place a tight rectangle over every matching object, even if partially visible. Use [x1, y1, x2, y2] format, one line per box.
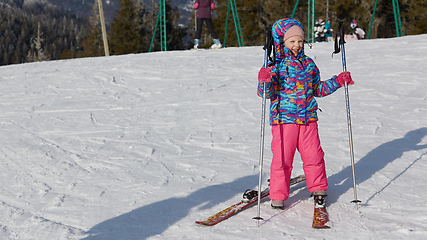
[269, 122, 328, 201]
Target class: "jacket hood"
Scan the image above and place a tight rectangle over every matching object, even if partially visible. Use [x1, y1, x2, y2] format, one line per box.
[272, 18, 305, 60]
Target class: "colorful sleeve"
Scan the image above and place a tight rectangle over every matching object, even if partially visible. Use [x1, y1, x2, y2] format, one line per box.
[312, 67, 341, 97]
[257, 65, 278, 98]
[257, 82, 273, 98]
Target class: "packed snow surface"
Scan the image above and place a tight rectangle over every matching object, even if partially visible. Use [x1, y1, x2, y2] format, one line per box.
[0, 34, 426, 239]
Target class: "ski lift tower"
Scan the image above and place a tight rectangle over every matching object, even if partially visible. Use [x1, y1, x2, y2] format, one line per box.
[367, 0, 403, 39]
[149, 0, 167, 52]
[223, 0, 244, 47]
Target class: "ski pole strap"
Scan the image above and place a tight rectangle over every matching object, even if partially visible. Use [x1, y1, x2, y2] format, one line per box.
[333, 22, 345, 55]
[338, 22, 346, 45]
[263, 26, 275, 67]
[263, 26, 271, 50]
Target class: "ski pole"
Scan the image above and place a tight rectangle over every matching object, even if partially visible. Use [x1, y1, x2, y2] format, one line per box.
[334, 22, 361, 209]
[253, 26, 272, 226]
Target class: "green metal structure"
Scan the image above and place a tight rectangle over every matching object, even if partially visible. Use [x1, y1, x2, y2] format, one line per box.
[149, 0, 167, 52]
[392, 0, 403, 37]
[291, 0, 300, 18]
[159, 0, 167, 51]
[367, 0, 403, 39]
[307, 0, 315, 43]
[223, 0, 244, 47]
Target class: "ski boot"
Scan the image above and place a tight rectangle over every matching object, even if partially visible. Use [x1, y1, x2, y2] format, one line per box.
[193, 39, 199, 50]
[313, 191, 327, 208]
[242, 189, 258, 203]
[210, 39, 222, 49]
[270, 200, 284, 210]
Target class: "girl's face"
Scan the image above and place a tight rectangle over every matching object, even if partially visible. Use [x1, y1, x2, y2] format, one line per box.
[284, 35, 304, 56]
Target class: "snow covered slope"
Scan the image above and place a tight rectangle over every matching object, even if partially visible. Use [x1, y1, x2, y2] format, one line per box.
[0, 34, 426, 239]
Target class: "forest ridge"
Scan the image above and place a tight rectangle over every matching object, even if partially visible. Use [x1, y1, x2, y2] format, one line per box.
[0, 0, 426, 66]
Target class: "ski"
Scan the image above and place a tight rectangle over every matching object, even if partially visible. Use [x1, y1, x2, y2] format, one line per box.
[190, 47, 224, 51]
[312, 207, 330, 229]
[195, 175, 306, 226]
[312, 195, 331, 229]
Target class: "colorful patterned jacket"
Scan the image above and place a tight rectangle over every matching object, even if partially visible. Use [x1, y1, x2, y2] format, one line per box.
[257, 47, 341, 125]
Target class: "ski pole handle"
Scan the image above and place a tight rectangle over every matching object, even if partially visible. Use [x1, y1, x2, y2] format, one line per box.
[338, 22, 347, 72]
[338, 22, 346, 46]
[263, 26, 272, 67]
[333, 22, 346, 58]
[263, 26, 271, 49]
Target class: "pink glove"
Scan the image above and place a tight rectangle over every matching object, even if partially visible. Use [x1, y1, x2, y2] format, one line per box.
[258, 67, 272, 83]
[211, 2, 215, 9]
[194, 2, 199, 9]
[336, 71, 354, 87]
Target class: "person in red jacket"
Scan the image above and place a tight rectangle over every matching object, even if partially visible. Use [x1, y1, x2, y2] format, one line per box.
[194, 0, 222, 49]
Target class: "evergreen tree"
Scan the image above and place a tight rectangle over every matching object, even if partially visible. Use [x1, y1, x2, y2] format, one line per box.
[109, 0, 147, 55]
[165, 0, 187, 50]
[0, 1, 86, 66]
[34, 22, 50, 61]
[238, 0, 264, 46]
[81, 0, 106, 57]
[403, 0, 427, 35]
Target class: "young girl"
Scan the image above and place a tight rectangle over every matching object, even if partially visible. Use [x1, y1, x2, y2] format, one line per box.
[257, 18, 354, 210]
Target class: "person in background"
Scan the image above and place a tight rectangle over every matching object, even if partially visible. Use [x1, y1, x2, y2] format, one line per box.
[351, 20, 366, 40]
[194, 0, 222, 49]
[325, 18, 333, 42]
[314, 18, 327, 42]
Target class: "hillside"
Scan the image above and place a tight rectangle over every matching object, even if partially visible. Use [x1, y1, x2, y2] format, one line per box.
[0, 35, 426, 239]
[26, 0, 191, 24]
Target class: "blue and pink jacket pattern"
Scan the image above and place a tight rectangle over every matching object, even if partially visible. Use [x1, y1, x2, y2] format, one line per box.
[258, 18, 341, 125]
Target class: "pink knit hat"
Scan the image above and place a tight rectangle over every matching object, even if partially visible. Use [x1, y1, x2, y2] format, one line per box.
[283, 25, 304, 41]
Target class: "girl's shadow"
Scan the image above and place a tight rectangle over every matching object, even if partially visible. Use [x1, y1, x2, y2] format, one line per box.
[327, 127, 427, 205]
[82, 128, 427, 239]
[82, 174, 258, 240]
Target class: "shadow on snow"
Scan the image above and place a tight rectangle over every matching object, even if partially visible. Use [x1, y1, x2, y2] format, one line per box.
[327, 127, 427, 205]
[82, 174, 258, 240]
[82, 127, 427, 239]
